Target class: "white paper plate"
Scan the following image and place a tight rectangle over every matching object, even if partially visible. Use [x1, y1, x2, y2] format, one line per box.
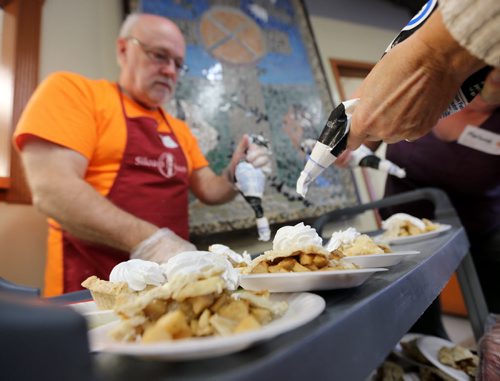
[69, 301, 119, 329]
[239, 268, 387, 293]
[88, 292, 325, 360]
[342, 251, 421, 268]
[375, 224, 452, 245]
[416, 336, 471, 381]
[392, 333, 427, 367]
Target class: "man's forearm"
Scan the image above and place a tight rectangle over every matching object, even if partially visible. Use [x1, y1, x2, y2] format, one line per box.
[33, 177, 158, 252]
[190, 166, 239, 205]
[202, 171, 239, 204]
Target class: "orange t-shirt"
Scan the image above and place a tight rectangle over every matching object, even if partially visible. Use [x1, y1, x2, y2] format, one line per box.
[14, 71, 208, 296]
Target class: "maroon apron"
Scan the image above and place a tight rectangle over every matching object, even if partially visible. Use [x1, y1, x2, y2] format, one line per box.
[61, 86, 189, 293]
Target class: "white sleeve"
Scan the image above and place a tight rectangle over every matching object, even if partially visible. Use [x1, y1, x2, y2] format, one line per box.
[439, 0, 500, 67]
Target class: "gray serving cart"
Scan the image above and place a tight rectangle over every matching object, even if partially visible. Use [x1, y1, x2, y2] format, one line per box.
[92, 188, 489, 381]
[0, 188, 488, 381]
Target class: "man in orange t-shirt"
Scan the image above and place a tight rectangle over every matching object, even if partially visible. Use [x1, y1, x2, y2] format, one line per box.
[14, 13, 269, 296]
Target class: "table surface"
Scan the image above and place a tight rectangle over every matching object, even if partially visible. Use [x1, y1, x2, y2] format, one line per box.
[69, 226, 469, 381]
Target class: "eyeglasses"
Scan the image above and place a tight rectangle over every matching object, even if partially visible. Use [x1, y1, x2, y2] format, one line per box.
[127, 37, 188, 76]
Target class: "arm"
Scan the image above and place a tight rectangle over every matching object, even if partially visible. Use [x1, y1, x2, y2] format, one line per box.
[21, 137, 157, 252]
[439, 0, 500, 69]
[348, 8, 486, 149]
[335, 140, 383, 168]
[190, 135, 249, 204]
[16, 74, 195, 263]
[190, 166, 238, 204]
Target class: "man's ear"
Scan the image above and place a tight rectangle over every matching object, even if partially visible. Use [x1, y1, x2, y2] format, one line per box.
[116, 38, 127, 66]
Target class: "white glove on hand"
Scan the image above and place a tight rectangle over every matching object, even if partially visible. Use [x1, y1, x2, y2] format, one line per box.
[131, 228, 196, 264]
[246, 142, 272, 174]
[225, 134, 272, 183]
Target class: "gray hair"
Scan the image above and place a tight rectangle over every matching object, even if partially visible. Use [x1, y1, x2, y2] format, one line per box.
[119, 13, 141, 38]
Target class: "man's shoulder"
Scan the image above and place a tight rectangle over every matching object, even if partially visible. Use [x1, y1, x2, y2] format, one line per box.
[162, 112, 200, 144]
[43, 71, 115, 92]
[164, 112, 189, 129]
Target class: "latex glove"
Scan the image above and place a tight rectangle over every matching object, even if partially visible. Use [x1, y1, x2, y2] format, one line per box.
[130, 228, 196, 264]
[246, 140, 272, 174]
[334, 149, 353, 168]
[225, 134, 272, 182]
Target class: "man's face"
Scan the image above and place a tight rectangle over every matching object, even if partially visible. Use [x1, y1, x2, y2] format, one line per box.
[118, 17, 186, 108]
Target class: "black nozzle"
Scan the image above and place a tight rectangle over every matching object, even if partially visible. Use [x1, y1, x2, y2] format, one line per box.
[242, 195, 264, 218]
[318, 103, 348, 149]
[359, 155, 381, 169]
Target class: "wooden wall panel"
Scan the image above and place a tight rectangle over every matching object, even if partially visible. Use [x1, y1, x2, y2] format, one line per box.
[0, 0, 43, 203]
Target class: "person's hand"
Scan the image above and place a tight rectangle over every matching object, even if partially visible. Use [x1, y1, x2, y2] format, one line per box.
[349, 42, 462, 147]
[334, 149, 353, 168]
[131, 228, 196, 264]
[347, 10, 485, 149]
[246, 138, 272, 174]
[224, 134, 272, 182]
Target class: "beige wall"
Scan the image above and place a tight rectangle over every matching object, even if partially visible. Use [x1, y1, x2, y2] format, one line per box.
[0, 2, 400, 290]
[309, 16, 397, 105]
[39, 0, 122, 80]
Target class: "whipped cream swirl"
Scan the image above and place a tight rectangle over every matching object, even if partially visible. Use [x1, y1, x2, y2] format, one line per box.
[109, 259, 166, 291]
[162, 251, 239, 291]
[273, 222, 323, 252]
[325, 227, 361, 251]
[382, 213, 426, 231]
[208, 244, 252, 266]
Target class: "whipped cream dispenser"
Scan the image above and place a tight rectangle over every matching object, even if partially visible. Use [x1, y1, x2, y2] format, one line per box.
[347, 145, 406, 178]
[300, 140, 406, 179]
[296, 0, 490, 198]
[296, 99, 358, 198]
[235, 134, 271, 241]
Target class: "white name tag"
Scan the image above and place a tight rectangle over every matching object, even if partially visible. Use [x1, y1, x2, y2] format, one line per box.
[160, 135, 178, 149]
[457, 125, 500, 155]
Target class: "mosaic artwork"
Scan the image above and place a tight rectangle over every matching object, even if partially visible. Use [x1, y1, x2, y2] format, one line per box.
[134, 0, 359, 237]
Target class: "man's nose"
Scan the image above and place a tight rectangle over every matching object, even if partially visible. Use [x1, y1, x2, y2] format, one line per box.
[159, 59, 177, 77]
